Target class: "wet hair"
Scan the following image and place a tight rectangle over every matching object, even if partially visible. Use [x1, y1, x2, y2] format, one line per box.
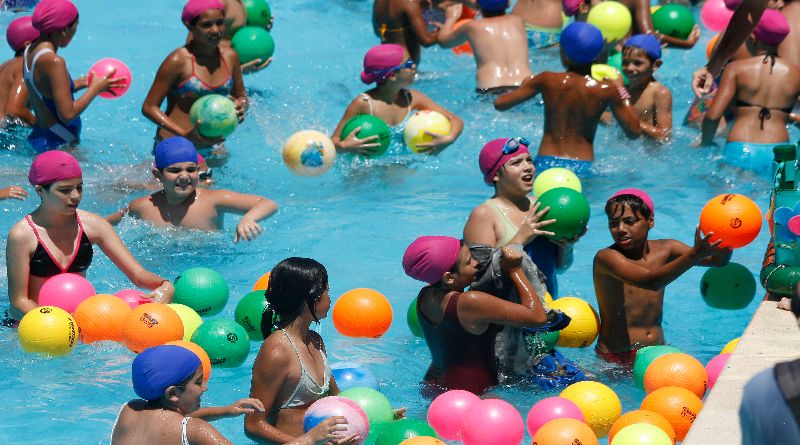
[605, 194, 653, 220]
[260, 257, 328, 338]
[622, 45, 656, 63]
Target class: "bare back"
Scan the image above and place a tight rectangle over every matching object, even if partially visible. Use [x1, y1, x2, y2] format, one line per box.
[111, 402, 228, 445]
[464, 15, 532, 89]
[510, 0, 564, 29]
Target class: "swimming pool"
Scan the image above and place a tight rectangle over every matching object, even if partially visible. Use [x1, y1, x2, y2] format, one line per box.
[0, 0, 793, 443]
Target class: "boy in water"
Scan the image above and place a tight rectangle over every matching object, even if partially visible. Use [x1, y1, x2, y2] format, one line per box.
[0, 16, 39, 126]
[495, 22, 640, 175]
[621, 34, 672, 141]
[106, 137, 277, 242]
[373, 0, 440, 65]
[593, 189, 731, 364]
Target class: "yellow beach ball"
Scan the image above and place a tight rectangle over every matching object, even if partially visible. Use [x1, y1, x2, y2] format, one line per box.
[403, 110, 451, 153]
[561, 381, 622, 438]
[18, 306, 78, 356]
[548, 296, 599, 348]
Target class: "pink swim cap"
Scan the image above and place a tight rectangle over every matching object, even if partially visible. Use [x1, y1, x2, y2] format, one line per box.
[478, 138, 530, 186]
[723, 0, 742, 10]
[182, 0, 225, 24]
[28, 151, 82, 186]
[608, 188, 654, 215]
[563, 0, 583, 16]
[403, 236, 462, 284]
[32, 0, 78, 34]
[6, 16, 40, 52]
[754, 9, 790, 46]
[360, 44, 405, 84]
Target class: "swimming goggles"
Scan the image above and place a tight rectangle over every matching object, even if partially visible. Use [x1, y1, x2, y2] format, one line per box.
[199, 168, 213, 181]
[371, 59, 415, 78]
[487, 137, 530, 178]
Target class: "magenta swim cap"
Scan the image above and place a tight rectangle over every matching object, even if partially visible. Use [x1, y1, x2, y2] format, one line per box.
[361, 44, 405, 84]
[754, 9, 790, 46]
[31, 0, 78, 34]
[723, 0, 742, 10]
[182, 0, 224, 24]
[608, 188, 654, 215]
[7, 16, 40, 52]
[28, 150, 82, 186]
[563, 0, 584, 16]
[479, 138, 530, 186]
[403, 236, 462, 284]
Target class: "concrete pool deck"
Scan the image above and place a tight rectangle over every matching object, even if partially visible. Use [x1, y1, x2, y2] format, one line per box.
[683, 300, 800, 444]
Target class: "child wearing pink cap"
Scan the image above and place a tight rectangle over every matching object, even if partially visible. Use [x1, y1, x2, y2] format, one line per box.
[593, 189, 731, 364]
[331, 44, 462, 156]
[700, 9, 800, 175]
[0, 16, 39, 126]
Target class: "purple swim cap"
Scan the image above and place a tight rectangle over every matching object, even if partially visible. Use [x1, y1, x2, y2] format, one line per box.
[132, 345, 201, 401]
[360, 44, 405, 84]
[182, 0, 224, 24]
[754, 9, 790, 46]
[608, 188, 654, 215]
[154, 136, 199, 169]
[403, 236, 462, 284]
[624, 34, 662, 60]
[477, 0, 509, 12]
[28, 150, 82, 186]
[31, 0, 78, 34]
[479, 138, 531, 186]
[7, 16, 40, 52]
[560, 22, 604, 65]
[563, 0, 584, 16]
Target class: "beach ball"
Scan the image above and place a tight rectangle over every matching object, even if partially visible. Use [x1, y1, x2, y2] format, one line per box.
[720, 337, 739, 354]
[611, 423, 673, 445]
[231, 26, 275, 65]
[537, 188, 591, 241]
[121, 303, 184, 353]
[38, 273, 95, 313]
[376, 419, 437, 445]
[459, 399, 524, 445]
[543, 291, 554, 306]
[234, 291, 267, 341]
[527, 396, 585, 437]
[451, 19, 474, 55]
[606, 51, 630, 85]
[115, 289, 148, 309]
[173, 267, 230, 316]
[548, 297, 599, 348]
[705, 353, 730, 391]
[399, 438, 444, 445]
[303, 396, 370, 444]
[18, 306, 77, 356]
[700, 0, 733, 32]
[644, 353, 708, 399]
[532, 418, 598, 445]
[243, 0, 271, 27]
[403, 110, 451, 153]
[706, 34, 719, 60]
[633, 345, 682, 389]
[560, 381, 622, 438]
[333, 288, 393, 338]
[407, 298, 422, 338]
[167, 303, 203, 341]
[341, 114, 392, 157]
[700, 262, 756, 310]
[533, 168, 582, 197]
[640, 387, 703, 441]
[699, 194, 762, 249]
[251, 271, 271, 291]
[332, 362, 380, 392]
[591, 64, 620, 81]
[282, 130, 337, 176]
[88, 58, 132, 98]
[651, 4, 694, 39]
[189, 94, 239, 138]
[167, 339, 213, 383]
[341, 387, 395, 425]
[428, 390, 481, 440]
[190, 319, 250, 368]
[609, 410, 676, 444]
[587, 1, 632, 42]
[73, 294, 131, 343]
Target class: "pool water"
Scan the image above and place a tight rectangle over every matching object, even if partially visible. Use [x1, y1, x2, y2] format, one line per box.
[0, 1, 793, 443]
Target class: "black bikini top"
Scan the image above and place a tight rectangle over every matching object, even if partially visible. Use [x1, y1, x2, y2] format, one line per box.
[26, 214, 93, 278]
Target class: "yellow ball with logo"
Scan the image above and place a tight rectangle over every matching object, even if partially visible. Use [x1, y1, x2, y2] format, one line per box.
[560, 381, 622, 438]
[548, 296, 599, 348]
[403, 110, 451, 153]
[282, 130, 337, 176]
[18, 306, 78, 356]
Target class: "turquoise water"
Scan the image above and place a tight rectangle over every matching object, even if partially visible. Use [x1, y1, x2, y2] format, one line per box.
[0, 1, 793, 443]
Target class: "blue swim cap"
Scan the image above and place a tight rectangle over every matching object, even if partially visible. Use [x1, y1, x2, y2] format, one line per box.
[624, 34, 662, 60]
[132, 345, 201, 401]
[477, 0, 508, 12]
[154, 136, 199, 170]
[560, 22, 604, 65]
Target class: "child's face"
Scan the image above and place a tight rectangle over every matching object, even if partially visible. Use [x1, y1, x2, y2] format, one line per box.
[622, 49, 657, 86]
[158, 162, 200, 198]
[606, 203, 653, 250]
[453, 244, 478, 287]
[498, 153, 535, 193]
[176, 367, 206, 414]
[314, 287, 331, 320]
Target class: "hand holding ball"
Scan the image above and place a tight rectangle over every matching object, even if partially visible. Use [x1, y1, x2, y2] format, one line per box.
[189, 94, 239, 139]
[88, 58, 132, 99]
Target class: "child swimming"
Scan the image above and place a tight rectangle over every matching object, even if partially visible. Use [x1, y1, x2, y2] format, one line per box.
[0, 16, 38, 126]
[621, 34, 672, 141]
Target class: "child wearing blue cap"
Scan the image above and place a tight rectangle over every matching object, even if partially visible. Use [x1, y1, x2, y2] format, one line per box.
[621, 34, 673, 141]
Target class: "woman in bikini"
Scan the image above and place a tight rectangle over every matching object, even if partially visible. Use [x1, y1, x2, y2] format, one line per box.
[142, 0, 247, 161]
[331, 43, 462, 156]
[700, 10, 800, 174]
[4, 151, 174, 326]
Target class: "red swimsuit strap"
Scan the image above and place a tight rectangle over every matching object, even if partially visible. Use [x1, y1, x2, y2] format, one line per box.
[25, 214, 84, 273]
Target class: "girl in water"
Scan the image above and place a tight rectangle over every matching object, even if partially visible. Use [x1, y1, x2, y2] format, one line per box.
[4, 151, 174, 326]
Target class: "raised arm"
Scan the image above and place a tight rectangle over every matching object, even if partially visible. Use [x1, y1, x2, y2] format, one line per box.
[437, 3, 469, 48]
[494, 74, 541, 111]
[42, 54, 118, 122]
[403, 0, 440, 46]
[700, 66, 737, 146]
[212, 189, 278, 243]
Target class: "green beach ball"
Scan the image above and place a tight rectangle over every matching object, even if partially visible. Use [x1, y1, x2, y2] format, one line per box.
[231, 26, 275, 65]
[341, 114, 392, 157]
[375, 419, 438, 445]
[340, 387, 395, 425]
[167, 303, 203, 341]
[243, 0, 271, 28]
[537, 187, 591, 241]
[406, 298, 422, 338]
[607, 52, 630, 85]
[235, 291, 268, 341]
[633, 345, 682, 389]
[189, 94, 238, 138]
[173, 267, 230, 316]
[191, 319, 250, 368]
[700, 262, 757, 310]
[652, 4, 694, 40]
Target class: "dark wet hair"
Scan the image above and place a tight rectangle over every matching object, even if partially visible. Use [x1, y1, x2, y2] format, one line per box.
[260, 257, 328, 338]
[622, 45, 656, 63]
[605, 194, 653, 220]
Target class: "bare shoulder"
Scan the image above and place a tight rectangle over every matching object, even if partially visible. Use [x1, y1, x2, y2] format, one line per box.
[309, 330, 327, 352]
[128, 194, 157, 213]
[161, 47, 190, 70]
[255, 332, 292, 367]
[220, 45, 241, 64]
[649, 81, 672, 98]
[7, 218, 34, 246]
[465, 202, 495, 229]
